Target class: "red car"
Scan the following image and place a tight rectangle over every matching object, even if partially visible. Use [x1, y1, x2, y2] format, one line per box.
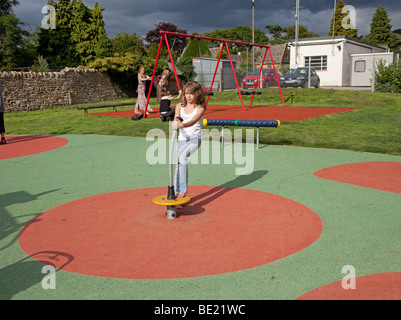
[241, 68, 282, 89]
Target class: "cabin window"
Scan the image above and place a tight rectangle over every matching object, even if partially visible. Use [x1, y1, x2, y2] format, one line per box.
[305, 56, 327, 70]
[354, 60, 366, 72]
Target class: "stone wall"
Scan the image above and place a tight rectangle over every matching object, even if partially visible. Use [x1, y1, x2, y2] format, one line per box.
[0, 67, 127, 112]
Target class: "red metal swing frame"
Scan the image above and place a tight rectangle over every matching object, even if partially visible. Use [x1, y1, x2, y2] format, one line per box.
[144, 31, 285, 115]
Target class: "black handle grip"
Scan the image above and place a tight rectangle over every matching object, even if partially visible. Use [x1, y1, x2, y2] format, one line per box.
[176, 116, 183, 122]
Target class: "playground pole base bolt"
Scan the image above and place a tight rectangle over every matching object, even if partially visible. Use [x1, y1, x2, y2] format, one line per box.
[166, 206, 177, 219]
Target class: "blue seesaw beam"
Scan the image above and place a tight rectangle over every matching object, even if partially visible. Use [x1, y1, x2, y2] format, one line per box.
[202, 119, 280, 128]
[202, 119, 280, 149]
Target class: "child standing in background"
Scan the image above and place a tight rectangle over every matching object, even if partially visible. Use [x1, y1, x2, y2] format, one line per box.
[157, 69, 181, 121]
[158, 77, 182, 121]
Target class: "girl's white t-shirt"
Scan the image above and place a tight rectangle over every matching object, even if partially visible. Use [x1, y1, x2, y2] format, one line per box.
[178, 105, 203, 141]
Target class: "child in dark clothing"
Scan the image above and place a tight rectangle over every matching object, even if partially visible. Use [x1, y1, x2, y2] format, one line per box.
[157, 77, 182, 122]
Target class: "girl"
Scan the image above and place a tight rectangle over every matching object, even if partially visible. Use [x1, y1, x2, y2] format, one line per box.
[157, 76, 182, 121]
[156, 69, 172, 106]
[172, 81, 206, 199]
[134, 66, 155, 115]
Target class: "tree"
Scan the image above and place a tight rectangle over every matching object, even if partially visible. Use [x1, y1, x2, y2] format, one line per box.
[111, 32, 146, 56]
[0, 0, 31, 70]
[264, 24, 318, 43]
[88, 52, 140, 73]
[37, 0, 111, 67]
[369, 5, 392, 44]
[70, 1, 111, 64]
[37, 0, 78, 66]
[362, 5, 401, 52]
[0, 14, 33, 70]
[0, 0, 19, 16]
[145, 22, 188, 53]
[265, 25, 287, 44]
[283, 25, 319, 41]
[327, 0, 358, 38]
[88, 50, 167, 98]
[147, 41, 169, 60]
[393, 34, 401, 54]
[204, 25, 269, 52]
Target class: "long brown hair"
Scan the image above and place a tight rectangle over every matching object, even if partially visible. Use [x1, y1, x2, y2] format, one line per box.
[182, 81, 205, 107]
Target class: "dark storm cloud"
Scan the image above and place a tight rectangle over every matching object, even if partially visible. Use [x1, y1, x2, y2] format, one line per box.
[13, 0, 401, 38]
[302, 0, 401, 13]
[97, 0, 401, 36]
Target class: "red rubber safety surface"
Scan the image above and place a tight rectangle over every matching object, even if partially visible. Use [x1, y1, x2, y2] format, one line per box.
[314, 161, 401, 194]
[91, 105, 357, 122]
[19, 186, 323, 280]
[296, 272, 401, 300]
[0, 136, 68, 160]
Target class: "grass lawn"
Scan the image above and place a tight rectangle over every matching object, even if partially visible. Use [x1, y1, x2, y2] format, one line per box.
[4, 87, 401, 155]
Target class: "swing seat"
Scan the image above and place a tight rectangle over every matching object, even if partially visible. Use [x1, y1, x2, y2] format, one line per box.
[204, 91, 214, 96]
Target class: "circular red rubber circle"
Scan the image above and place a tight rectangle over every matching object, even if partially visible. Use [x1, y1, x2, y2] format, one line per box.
[19, 186, 323, 279]
[297, 272, 401, 300]
[0, 136, 68, 160]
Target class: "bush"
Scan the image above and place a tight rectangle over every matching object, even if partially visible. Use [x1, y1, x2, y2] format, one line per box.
[88, 52, 167, 98]
[375, 58, 401, 93]
[31, 56, 49, 72]
[176, 56, 196, 82]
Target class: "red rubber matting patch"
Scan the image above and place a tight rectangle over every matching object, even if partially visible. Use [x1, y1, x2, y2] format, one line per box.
[314, 161, 401, 194]
[19, 186, 323, 280]
[91, 105, 357, 122]
[296, 272, 401, 300]
[0, 136, 68, 160]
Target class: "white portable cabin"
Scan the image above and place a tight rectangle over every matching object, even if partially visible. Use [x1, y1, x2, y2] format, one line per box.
[287, 36, 388, 87]
[351, 52, 396, 87]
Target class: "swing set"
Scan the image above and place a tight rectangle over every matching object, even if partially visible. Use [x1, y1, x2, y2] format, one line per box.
[144, 30, 285, 116]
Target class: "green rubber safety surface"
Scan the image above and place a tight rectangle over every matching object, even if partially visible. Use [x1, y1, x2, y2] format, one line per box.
[1, 134, 400, 300]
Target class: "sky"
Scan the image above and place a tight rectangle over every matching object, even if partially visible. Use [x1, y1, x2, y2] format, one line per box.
[13, 0, 401, 40]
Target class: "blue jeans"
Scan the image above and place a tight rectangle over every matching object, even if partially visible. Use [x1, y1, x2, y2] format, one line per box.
[175, 137, 202, 195]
